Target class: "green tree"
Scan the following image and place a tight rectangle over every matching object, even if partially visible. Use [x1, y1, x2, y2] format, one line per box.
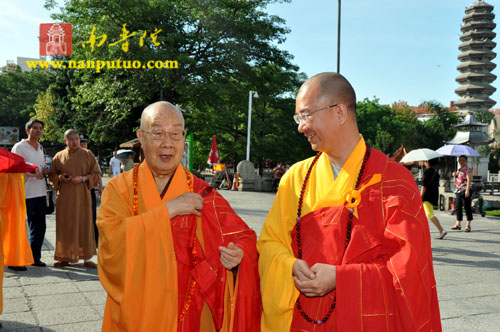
[0, 70, 51, 134]
[42, 0, 306, 168]
[356, 98, 414, 154]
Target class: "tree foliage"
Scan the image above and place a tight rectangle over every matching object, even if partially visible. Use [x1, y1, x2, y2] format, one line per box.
[0, 69, 51, 134]
[356, 99, 459, 155]
[41, 0, 308, 167]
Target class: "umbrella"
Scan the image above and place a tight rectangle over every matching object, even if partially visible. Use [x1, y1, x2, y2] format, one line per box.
[436, 144, 480, 157]
[207, 135, 220, 165]
[399, 148, 442, 163]
[116, 149, 136, 160]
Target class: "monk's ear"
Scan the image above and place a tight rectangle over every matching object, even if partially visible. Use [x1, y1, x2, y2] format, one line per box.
[137, 130, 144, 145]
[336, 104, 348, 125]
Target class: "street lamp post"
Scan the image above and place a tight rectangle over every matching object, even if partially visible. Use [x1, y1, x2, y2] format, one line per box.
[246, 90, 258, 161]
[337, 0, 341, 73]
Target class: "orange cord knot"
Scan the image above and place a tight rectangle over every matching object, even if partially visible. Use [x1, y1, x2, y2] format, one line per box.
[344, 189, 362, 209]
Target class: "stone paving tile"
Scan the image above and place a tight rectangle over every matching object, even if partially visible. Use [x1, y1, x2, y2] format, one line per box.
[74, 280, 105, 292]
[66, 270, 99, 282]
[3, 286, 25, 299]
[0, 312, 38, 330]
[34, 306, 101, 326]
[438, 295, 500, 319]
[42, 320, 101, 332]
[19, 273, 69, 286]
[83, 290, 107, 305]
[93, 304, 105, 318]
[3, 276, 21, 288]
[23, 282, 79, 297]
[30, 293, 89, 310]
[1, 297, 30, 314]
[437, 282, 500, 301]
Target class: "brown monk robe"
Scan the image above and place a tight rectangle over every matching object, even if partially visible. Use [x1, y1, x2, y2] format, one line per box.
[49, 129, 101, 266]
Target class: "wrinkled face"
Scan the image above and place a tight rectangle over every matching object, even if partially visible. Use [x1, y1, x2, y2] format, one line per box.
[459, 156, 468, 168]
[64, 134, 80, 151]
[27, 122, 43, 140]
[296, 81, 339, 154]
[138, 108, 185, 177]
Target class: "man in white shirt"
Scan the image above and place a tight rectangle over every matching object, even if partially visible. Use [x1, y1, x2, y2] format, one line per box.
[109, 151, 121, 177]
[11, 118, 49, 268]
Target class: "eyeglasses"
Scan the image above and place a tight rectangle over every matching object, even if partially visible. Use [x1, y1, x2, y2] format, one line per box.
[293, 104, 337, 124]
[141, 129, 185, 142]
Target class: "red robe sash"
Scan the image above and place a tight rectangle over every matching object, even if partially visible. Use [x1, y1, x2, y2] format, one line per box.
[174, 175, 262, 332]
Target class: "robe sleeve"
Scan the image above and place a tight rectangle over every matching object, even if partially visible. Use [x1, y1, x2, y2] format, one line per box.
[97, 179, 171, 301]
[48, 155, 61, 190]
[192, 186, 261, 332]
[336, 172, 442, 332]
[257, 171, 299, 332]
[85, 151, 101, 189]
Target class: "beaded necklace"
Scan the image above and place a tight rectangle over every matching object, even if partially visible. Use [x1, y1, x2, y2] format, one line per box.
[295, 144, 371, 325]
[132, 165, 197, 322]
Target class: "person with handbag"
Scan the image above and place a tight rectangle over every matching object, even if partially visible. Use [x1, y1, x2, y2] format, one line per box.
[452, 155, 473, 232]
[11, 118, 50, 268]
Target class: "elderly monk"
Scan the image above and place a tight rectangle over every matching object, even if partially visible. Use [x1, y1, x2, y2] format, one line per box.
[49, 129, 101, 267]
[257, 73, 442, 332]
[97, 101, 261, 332]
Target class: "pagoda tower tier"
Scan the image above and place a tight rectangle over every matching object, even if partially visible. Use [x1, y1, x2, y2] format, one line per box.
[455, 0, 496, 112]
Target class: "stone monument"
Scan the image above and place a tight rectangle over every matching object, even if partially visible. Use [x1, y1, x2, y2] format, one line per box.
[236, 160, 257, 191]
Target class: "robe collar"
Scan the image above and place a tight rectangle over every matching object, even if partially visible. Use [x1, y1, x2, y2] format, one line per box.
[138, 162, 187, 211]
[313, 135, 380, 217]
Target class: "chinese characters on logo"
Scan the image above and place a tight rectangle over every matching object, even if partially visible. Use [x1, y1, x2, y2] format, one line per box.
[82, 24, 162, 53]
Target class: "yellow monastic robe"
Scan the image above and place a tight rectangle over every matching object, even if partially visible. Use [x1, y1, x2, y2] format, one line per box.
[258, 137, 366, 331]
[49, 148, 100, 262]
[258, 136, 442, 332]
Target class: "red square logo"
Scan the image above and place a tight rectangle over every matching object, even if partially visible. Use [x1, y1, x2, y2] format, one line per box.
[39, 23, 72, 56]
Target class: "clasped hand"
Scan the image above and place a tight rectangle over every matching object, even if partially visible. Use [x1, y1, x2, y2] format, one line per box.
[219, 242, 243, 270]
[292, 259, 336, 297]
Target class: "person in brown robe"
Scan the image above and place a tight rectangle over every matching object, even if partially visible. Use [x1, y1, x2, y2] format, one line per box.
[49, 129, 101, 268]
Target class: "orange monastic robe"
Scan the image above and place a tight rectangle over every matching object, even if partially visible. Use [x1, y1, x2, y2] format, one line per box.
[0, 174, 34, 268]
[97, 162, 261, 331]
[258, 137, 442, 332]
[0, 148, 38, 312]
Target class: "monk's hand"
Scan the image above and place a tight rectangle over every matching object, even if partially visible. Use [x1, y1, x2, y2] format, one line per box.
[61, 174, 72, 182]
[295, 263, 336, 297]
[165, 192, 204, 218]
[72, 175, 83, 184]
[293, 259, 316, 293]
[219, 242, 244, 270]
[34, 168, 44, 180]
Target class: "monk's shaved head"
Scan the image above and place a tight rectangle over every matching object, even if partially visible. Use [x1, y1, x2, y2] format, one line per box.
[299, 72, 356, 113]
[140, 101, 184, 130]
[64, 128, 79, 139]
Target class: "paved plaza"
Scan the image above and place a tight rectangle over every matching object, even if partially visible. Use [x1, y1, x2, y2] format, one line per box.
[2, 189, 500, 331]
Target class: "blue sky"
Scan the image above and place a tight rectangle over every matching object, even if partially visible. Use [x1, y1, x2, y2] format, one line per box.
[1, 0, 498, 108]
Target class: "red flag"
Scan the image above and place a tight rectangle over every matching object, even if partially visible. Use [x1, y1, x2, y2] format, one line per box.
[207, 135, 220, 165]
[0, 148, 38, 173]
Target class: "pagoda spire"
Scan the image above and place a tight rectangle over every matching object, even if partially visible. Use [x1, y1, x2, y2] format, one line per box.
[455, 0, 497, 112]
